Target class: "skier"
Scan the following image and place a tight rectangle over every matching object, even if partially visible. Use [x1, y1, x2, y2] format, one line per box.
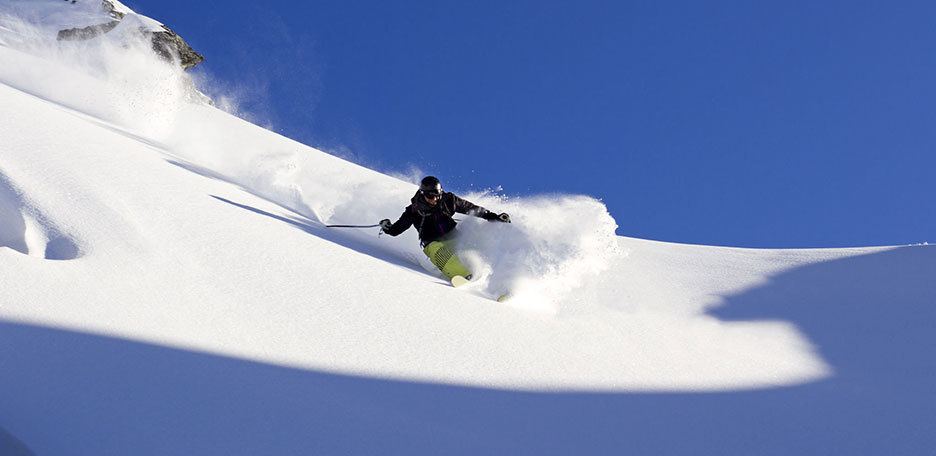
[380, 176, 510, 286]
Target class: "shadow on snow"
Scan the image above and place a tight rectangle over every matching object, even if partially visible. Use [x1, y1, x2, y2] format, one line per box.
[165, 157, 426, 276]
[2, 246, 934, 454]
[208, 195, 426, 276]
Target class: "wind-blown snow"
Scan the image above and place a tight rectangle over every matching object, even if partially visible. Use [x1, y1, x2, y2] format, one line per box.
[1, 3, 934, 455]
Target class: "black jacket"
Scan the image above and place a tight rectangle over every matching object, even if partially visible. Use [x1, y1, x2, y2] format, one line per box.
[385, 191, 499, 245]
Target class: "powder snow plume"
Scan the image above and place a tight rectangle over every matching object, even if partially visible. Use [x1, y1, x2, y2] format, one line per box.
[0, 8, 206, 138]
[454, 192, 622, 311]
[0, 2, 622, 309]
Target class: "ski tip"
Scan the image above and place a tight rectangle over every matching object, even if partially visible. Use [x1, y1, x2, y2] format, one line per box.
[451, 275, 471, 288]
[496, 293, 511, 303]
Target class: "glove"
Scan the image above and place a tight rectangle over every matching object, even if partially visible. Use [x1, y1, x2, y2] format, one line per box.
[497, 213, 511, 223]
[379, 219, 393, 232]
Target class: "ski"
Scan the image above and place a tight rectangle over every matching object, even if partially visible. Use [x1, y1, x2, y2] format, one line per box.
[451, 275, 471, 288]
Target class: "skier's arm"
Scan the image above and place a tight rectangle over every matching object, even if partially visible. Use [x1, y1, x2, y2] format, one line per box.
[381, 208, 415, 236]
[452, 194, 508, 222]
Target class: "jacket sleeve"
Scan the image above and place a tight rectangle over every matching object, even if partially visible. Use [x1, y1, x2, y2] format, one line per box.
[385, 206, 416, 236]
[452, 194, 499, 221]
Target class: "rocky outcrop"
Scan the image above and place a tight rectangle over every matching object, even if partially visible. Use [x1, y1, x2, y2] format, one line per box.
[100, 0, 127, 20]
[150, 25, 205, 70]
[56, 0, 204, 70]
[56, 20, 119, 41]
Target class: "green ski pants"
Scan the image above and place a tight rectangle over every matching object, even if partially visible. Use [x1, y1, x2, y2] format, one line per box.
[423, 239, 472, 280]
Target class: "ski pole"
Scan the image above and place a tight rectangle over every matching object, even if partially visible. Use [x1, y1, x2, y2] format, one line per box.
[325, 223, 380, 228]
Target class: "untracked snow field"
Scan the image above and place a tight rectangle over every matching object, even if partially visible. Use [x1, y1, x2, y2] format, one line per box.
[1, 3, 934, 455]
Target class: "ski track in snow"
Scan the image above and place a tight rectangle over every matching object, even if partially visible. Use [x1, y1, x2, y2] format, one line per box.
[1, 4, 935, 455]
[0, 168, 81, 260]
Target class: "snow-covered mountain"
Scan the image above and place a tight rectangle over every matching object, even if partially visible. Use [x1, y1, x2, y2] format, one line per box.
[1, 3, 934, 455]
[2, 0, 203, 69]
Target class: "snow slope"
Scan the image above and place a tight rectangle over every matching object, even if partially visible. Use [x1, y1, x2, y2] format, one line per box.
[1, 3, 934, 455]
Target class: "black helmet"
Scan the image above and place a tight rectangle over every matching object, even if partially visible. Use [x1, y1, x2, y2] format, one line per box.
[419, 176, 442, 196]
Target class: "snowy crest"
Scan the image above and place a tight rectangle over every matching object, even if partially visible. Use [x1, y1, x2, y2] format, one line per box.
[0, 0, 205, 136]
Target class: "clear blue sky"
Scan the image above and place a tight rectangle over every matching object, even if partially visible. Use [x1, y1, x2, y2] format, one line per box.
[135, 1, 935, 248]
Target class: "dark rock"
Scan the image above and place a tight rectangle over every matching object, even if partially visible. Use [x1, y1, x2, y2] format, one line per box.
[56, 20, 119, 41]
[101, 0, 126, 20]
[55, 0, 205, 70]
[151, 25, 205, 70]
